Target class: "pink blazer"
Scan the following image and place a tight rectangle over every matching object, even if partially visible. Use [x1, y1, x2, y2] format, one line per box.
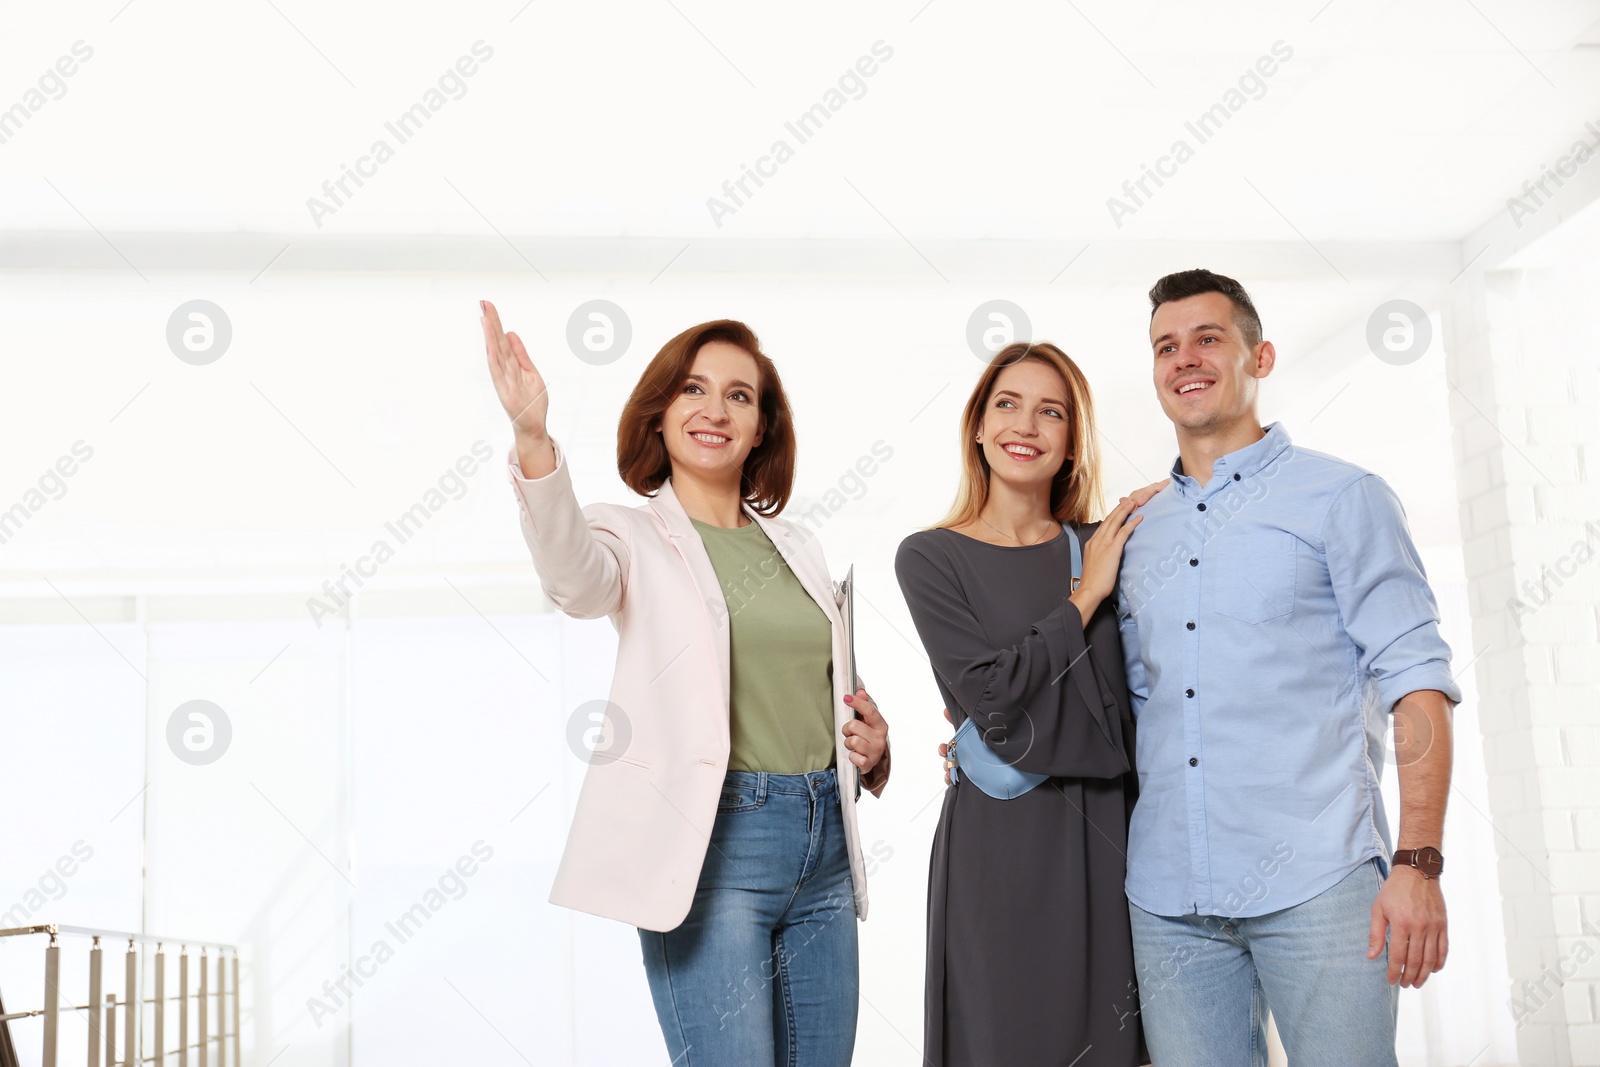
[506, 439, 889, 931]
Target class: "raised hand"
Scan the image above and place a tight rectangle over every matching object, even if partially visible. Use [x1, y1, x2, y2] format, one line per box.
[481, 299, 549, 441]
[481, 299, 555, 479]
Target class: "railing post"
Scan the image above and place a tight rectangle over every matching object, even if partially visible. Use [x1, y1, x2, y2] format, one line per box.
[87, 936, 103, 1067]
[154, 944, 165, 1067]
[41, 932, 60, 1067]
[230, 952, 241, 1067]
[178, 948, 189, 1067]
[125, 939, 139, 1065]
[197, 948, 208, 1067]
[105, 993, 116, 1067]
[214, 950, 226, 1067]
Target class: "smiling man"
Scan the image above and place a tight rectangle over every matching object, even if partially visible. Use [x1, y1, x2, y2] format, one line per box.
[1114, 269, 1460, 1066]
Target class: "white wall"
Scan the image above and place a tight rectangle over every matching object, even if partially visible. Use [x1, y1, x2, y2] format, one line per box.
[0, 266, 1525, 1065]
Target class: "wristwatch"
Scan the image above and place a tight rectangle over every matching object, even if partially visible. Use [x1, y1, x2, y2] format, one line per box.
[1392, 847, 1444, 879]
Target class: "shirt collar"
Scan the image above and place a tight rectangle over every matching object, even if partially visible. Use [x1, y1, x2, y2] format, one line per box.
[1168, 422, 1293, 494]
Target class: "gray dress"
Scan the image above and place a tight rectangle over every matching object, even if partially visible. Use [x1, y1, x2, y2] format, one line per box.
[896, 523, 1147, 1067]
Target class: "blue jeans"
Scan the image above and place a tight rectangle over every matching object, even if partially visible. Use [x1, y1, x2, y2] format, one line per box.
[1128, 858, 1398, 1067]
[638, 768, 859, 1067]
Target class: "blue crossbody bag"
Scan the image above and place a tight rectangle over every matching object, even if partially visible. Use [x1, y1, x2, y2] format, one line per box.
[946, 523, 1082, 800]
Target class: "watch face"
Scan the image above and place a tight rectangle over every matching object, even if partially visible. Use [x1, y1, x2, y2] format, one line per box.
[1416, 847, 1444, 877]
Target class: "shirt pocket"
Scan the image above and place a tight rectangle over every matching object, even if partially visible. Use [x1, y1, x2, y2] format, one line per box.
[1209, 529, 1297, 624]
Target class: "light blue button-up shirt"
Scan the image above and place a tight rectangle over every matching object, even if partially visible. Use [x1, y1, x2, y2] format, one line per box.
[1116, 422, 1460, 918]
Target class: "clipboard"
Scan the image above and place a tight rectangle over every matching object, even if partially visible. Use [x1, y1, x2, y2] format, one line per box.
[836, 565, 860, 693]
[835, 564, 862, 797]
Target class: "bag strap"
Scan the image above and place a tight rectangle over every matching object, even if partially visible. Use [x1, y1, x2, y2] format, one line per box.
[1064, 522, 1082, 584]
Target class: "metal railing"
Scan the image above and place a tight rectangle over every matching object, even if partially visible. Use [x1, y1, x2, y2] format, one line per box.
[0, 925, 241, 1067]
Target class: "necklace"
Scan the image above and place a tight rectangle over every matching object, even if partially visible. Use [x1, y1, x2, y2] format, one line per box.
[975, 512, 1056, 546]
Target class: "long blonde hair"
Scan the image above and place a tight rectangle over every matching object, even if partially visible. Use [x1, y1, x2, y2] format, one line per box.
[935, 342, 1104, 529]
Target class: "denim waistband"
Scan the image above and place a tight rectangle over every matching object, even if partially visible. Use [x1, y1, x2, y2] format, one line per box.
[722, 767, 837, 798]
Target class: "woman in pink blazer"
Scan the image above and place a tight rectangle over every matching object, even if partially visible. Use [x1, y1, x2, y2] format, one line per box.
[481, 300, 891, 1066]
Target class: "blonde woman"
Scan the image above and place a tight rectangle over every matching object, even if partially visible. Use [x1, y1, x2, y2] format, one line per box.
[896, 342, 1157, 1066]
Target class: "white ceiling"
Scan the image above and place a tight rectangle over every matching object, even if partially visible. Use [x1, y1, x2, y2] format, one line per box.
[2, 0, 1598, 250]
[3, 0, 1598, 598]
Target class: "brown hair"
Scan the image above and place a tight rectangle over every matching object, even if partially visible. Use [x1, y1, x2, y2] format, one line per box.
[1149, 268, 1263, 347]
[616, 319, 796, 515]
[935, 342, 1104, 529]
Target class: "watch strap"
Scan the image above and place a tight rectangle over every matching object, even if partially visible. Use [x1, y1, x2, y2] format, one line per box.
[1392, 847, 1444, 878]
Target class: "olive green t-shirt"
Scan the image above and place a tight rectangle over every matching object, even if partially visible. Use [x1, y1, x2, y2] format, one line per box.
[692, 517, 835, 774]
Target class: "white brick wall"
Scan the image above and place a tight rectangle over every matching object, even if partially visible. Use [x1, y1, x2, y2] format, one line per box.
[1445, 267, 1600, 1067]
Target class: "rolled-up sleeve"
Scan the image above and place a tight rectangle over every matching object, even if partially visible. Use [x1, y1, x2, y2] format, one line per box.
[1322, 474, 1461, 710]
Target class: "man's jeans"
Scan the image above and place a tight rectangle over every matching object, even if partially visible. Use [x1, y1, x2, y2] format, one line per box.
[1128, 858, 1399, 1067]
[638, 768, 859, 1067]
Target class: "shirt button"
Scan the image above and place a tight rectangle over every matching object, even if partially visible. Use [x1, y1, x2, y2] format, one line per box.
[1197, 502, 1207, 512]
[1188, 757, 1198, 767]
[1233, 473, 1241, 481]
[1186, 621, 1196, 630]
[1185, 688, 1195, 698]
[1189, 557, 1198, 567]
